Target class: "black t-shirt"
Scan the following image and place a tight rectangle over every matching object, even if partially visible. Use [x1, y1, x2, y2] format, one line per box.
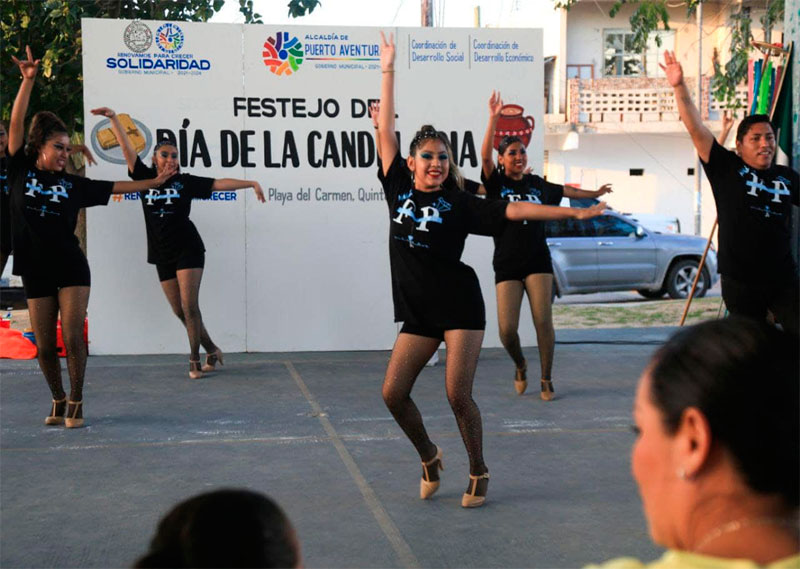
[481, 169, 564, 274]
[130, 157, 214, 265]
[1, 155, 9, 246]
[6, 147, 112, 276]
[701, 140, 799, 284]
[379, 154, 509, 328]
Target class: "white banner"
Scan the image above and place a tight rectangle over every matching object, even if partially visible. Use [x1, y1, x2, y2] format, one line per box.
[82, 19, 543, 354]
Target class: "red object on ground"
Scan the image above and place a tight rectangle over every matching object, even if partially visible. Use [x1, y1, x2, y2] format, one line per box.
[0, 327, 38, 359]
[0, 319, 10, 328]
[56, 318, 89, 357]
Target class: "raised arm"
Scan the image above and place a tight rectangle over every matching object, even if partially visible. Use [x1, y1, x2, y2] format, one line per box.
[211, 178, 266, 202]
[9, 46, 40, 156]
[369, 101, 382, 161]
[91, 107, 137, 171]
[378, 31, 397, 175]
[481, 91, 503, 179]
[661, 50, 714, 162]
[506, 201, 606, 222]
[563, 183, 613, 199]
[111, 165, 176, 194]
[717, 110, 734, 146]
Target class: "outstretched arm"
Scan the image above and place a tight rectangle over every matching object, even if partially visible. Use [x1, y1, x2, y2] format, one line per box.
[69, 144, 97, 166]
[661, 50, 714, 162]
[9, 46, 40, 156]
[91, 107, 137, 172]
[481, 90, 503, 179]
[111, 165, 176, 194]
[563, 183, 613, 199]
[378, 31, 397, 176]
[211, 178, 266, 202]
[506, 201, 606, 222]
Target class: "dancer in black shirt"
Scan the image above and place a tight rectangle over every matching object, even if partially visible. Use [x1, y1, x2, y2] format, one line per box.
[8, 47, 174, 428]
[663, 50, 798, 334]
[376, 33, 606, 507]
[481, 91, 612, 399]
[91, 107, 266, 379]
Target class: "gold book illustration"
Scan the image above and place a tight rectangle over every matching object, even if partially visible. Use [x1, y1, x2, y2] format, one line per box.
[96, 114, 146, 152]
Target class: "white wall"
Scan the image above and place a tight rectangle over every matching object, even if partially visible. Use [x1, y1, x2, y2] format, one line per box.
[83, 20, 543, 354]
[565, 1, 728, 77]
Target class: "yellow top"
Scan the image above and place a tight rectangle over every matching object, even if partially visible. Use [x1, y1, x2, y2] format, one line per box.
[585, 551, 800, 569]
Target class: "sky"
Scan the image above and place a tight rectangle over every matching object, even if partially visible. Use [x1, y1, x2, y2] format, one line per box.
[211, 0, 521, 28]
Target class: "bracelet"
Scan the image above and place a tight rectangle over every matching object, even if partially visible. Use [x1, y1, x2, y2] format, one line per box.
[382, 69, 394, 74]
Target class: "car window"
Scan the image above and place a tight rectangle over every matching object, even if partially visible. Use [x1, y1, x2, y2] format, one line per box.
[592, 215, 637, 237]
[546, 218, 594, 237]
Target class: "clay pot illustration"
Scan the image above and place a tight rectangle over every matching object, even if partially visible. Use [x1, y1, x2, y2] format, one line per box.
[493, 104, 535, 150]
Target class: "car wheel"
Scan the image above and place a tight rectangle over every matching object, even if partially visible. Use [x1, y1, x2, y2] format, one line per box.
[637, 288, 665, 299]
[666, 259, 709, 299]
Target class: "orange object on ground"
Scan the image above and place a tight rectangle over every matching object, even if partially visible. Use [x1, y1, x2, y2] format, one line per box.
[0, 328, 38, 359]
[56, 318, 89, 357]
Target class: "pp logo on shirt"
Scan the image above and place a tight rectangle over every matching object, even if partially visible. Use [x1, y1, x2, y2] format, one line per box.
[25, 176, 69, 203]
[393, 197, 446, 232]
[144, 188, 180, 206]
[739, 168, 791, 204]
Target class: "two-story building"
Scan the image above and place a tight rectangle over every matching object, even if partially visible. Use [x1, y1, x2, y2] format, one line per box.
[486, 0, 779, 238]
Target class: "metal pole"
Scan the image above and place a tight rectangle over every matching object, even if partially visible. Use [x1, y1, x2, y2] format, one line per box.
[693, 2, 703, 235]
[474, 5, 480, 27]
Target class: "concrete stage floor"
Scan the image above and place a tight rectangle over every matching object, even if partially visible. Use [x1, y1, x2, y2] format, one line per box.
[1, 328, 671, 568]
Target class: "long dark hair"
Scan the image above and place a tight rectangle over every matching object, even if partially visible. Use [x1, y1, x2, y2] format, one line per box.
[409, 125, 464, 190]
[134, 489, 300, 568]
[649, 318, 799, 507]
[24, 111, 68, 159]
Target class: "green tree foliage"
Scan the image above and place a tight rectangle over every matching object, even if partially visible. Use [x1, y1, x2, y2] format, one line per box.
[0, 0, 319, 131]
[553, 0, 785, 107]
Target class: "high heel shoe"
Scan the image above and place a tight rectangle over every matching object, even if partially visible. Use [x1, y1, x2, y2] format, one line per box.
[514, 364, 528, 395]
[45, 397, 67, 426]
[540, 379, 555, 401]
[189, 360, 203, 380]
[65, 400, 84, 429]
[420, 445, 444, 500]
[461, 472, 489, 508]
[201, 349, 224, 372]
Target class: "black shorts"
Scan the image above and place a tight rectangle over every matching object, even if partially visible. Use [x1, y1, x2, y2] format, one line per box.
[494, 258, 553, 284]
[0, 197, 11, 258]
[721, 274, 799, 335]
[400, 321, 485, 341]
[155, 251, 205, 282]
[22, 257, 91, 299]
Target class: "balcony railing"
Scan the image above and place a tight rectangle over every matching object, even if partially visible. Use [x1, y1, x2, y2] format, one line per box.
[566, 76, 748, 124]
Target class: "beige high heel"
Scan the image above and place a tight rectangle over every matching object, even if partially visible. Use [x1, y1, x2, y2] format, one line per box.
[65, 400, 84, 429]
[189, 360, 203, 380]
[514, 364, 528, 395]
[420, 446, 444, 500]
[45, 397, 67, 426]
[540, 379, 555, 401]
[461, 472, 489, 508]
[201, 349, 224, 372]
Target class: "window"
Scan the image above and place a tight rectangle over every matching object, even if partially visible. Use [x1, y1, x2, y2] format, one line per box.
[592, 216, 637, 237]
[546, 218, 593, 238]
[603, 30, 675, 77]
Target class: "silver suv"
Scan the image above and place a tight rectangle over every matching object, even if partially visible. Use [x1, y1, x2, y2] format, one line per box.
[545, 211, 719, 299]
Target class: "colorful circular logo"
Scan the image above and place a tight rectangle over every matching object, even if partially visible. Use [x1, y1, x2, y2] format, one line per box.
[263, 32, 303, 76]
[123, 21, 152, 53]
[156, 23, 184, 53]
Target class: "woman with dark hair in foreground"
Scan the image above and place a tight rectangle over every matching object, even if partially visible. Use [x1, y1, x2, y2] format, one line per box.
[588, 317, 798, 568]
